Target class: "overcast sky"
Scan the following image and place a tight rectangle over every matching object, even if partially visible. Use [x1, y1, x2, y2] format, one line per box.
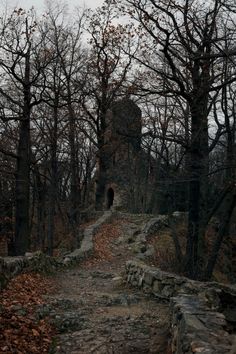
[3, 0, 104, 12]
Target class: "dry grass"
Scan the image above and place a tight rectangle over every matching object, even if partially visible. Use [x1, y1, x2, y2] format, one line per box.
[147, 223, 187, 274]
[147, 222, 234, 282]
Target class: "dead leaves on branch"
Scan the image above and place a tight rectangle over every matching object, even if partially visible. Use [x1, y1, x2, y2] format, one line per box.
[0, 273, 55, 354]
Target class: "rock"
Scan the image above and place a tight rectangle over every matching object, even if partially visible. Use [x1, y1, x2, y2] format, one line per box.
[170, 295, 233, 354]
[136, 253, 146, 261]
[12, 305, 27, 316]
[161, 285, 174, 298]
[25, 252, 35, 257]
[153, 280, 163, 294]
[131, 242, 146, 254]
[143, 271, 155, 286]
[172, 211, 188, 223]
[230, 336, 236, 354]
[142, 216, 169, 235]
[36, 304, 52, 319]
[112, 276, 123, 286]
[144, 245, 155, 258]
[190, 341, 212, 353]
[223, 307, 236, 323]
[198, 288, 221, 310]
[183, 313, 206, 331]
[50, 312, 86, 333]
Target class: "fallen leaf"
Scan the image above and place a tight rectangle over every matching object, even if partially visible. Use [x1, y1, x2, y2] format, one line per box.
[32, 329, 40, 336]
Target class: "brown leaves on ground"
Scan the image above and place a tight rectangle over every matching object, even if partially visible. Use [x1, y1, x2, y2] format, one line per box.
[0, 273, 55, 354]
[81, 219, 124, 268]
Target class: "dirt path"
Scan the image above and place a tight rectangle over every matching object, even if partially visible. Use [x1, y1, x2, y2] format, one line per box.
[46, 215, 170, 354]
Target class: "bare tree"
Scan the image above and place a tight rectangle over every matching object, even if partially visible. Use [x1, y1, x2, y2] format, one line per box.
[47, 6, 87, 225]
[0, 8, 53, 255]
[118, 0, 236, 278]
[82, 2, 137, 209]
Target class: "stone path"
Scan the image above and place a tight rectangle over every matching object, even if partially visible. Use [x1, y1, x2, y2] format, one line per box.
[45, 215, 170, 354]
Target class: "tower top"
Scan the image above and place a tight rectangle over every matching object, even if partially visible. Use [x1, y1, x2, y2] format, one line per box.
[105, 99, 142, 150]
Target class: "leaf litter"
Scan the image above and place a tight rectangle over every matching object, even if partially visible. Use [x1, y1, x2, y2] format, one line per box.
[0, 273, 55, 354]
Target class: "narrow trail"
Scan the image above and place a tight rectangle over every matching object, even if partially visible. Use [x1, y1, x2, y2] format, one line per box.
[46, 215, 170, 354]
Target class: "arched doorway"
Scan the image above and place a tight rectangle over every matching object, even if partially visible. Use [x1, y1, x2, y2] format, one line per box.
[107, 188, 114, 209]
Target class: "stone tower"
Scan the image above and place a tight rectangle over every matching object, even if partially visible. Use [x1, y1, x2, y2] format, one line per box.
[95, 99, 145, 211]
[94, 99, 189, 213]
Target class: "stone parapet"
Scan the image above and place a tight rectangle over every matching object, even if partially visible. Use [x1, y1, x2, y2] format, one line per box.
[171, 295, 232, 354]
[125, 260, 236, 353]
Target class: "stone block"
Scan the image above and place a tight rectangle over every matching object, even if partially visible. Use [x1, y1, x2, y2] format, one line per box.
[143, 284, 152, 293]
[172, 211, 188, 223]
[136, 233, 146, 242]
[126, 260, 134, 269]
[138, 275, 143, 288]
[143, 271, 155, 286]
[131, 278, 138, 287]
[127, 274, 132, 283]
[183, 313, 206, 331]
[190, 340, 213, 353]
[142, 216, 169, 235]
[161, 285, 174, 298]
[152, 280, 163, 294]
[143, 245, 155, 258]
[162, 277, 175, 286]
[136, 253, 146, 261]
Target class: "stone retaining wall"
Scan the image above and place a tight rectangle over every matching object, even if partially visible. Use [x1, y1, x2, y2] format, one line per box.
[0, 252, 58, 290]
[125, 260, 236, 354]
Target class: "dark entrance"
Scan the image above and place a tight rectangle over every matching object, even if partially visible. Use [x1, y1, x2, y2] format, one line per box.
[107, 188, 114, 209]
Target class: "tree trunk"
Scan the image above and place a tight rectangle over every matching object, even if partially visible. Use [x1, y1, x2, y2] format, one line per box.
[14, 118, 31, 255]
[204, 188, 236, 280]
[68, 102, 80, 224]
[95, 128, 107, 210]
[35, 167, 46, 251]
[47, 182, 55, 256]
[185, 93, 209, 279]
[95, 153, 107, 210]
[47, 102, 58, 256]
[14, 45, 32, 256]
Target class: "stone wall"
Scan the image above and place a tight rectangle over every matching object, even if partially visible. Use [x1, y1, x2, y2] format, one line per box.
[0, 252, 58, 290]
[62, 210, 113, 265]
[171, 295, 233, 354]
[125, 260, 236, 353]
[0, 210, 113, 290]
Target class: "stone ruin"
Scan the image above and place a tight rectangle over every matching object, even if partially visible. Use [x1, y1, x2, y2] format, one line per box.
[95, 99, 154, 212]
[94, 98, 187, 213]
[102, 99, 143, 211]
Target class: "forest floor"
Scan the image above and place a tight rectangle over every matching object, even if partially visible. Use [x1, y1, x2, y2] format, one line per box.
[1, 212, 235, 353]
[46, 215, 170, 354]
